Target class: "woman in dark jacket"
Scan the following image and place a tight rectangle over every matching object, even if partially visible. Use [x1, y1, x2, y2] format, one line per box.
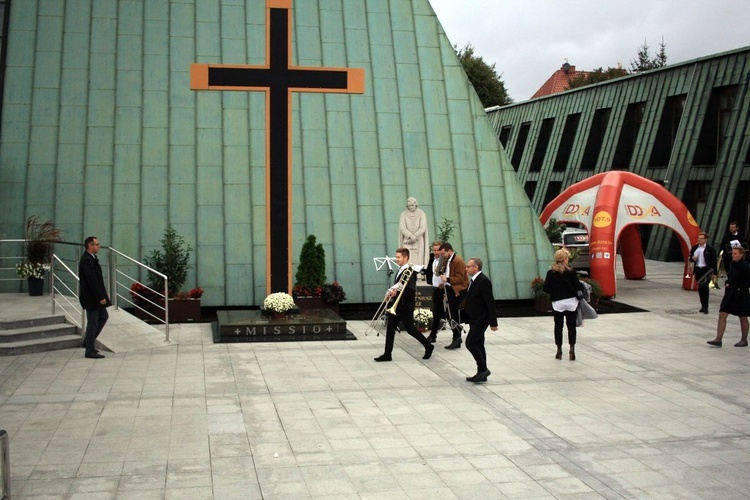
[543, 249, 585, 360]
[707, 246, 750, 347]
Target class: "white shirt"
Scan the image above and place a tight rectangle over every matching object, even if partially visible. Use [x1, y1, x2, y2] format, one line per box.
[694, 245, 706, 267]
[432, 257, 443, 288]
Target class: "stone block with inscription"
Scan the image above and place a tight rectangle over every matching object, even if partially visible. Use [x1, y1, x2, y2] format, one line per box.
[214, 309, 355, 343]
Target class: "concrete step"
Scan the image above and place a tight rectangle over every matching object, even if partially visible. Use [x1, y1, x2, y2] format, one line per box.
[0, 334, 83, 356]
[0, 314, 69, 331]
[0, 323, 79, 343]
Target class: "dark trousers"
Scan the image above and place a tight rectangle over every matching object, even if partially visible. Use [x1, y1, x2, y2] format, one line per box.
[430, 287, 445, 335]
[445, 288, 463, 341]
[384, 309, 431, 356]
[694, 266, 711, 309]
[466, 322, 488, 372]
[85, 307, 108, 356]
[553, 310, 576, 346]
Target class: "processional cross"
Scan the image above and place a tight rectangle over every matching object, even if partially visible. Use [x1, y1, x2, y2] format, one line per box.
[191, 0, 364, 294]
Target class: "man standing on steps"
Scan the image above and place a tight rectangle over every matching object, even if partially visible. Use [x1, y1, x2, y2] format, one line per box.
[79, 236, 110, 359]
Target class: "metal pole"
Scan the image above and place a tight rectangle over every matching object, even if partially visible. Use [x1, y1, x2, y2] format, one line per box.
[0, 429, 10, 499]
[108, 249, 118, 310]
[164, 276, 170, 342]
[50, 257, 56, 315]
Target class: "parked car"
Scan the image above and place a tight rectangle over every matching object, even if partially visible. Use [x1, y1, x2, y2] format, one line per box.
[556, 228, 590, 273]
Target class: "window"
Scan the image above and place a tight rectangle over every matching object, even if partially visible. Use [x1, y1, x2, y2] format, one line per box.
[649, 94, 686, 167]
[524, 181, 537, 201]
[542, 181, 562, 208]
[510, 122, 531, 172]
[499, 126, 512, 148]
[693, 85, 737, 166]
[580, 108, 611, 170]
[612, 102, 646, 169]
[529, 118, 555, 172]
[553, 113, 580, 171]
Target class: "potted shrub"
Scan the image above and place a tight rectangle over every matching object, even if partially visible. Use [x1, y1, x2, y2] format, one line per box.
[17, 216, 61, 296]
[134, 227, 201, 322]
[530, 276, 552, 313]
[581, 277, 603, 307]
[293, 235, 346, 313]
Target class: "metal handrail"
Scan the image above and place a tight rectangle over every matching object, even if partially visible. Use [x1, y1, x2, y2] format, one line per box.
[0, 429, 9, 499]
[106, 247, 170, 342]
[1, 239, 171, 343]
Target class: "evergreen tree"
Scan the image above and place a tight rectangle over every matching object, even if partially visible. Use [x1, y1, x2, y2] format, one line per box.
[295, 235, 326, 291]
[456, 43, 512, 107]
[630, 38, 668, 72]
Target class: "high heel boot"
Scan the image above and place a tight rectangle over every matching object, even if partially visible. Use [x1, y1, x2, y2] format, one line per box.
[555, 346, 562, 360]
[569, 345, 576, 361]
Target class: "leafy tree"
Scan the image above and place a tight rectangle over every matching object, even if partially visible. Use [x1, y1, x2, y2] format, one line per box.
[567, 66, 628, 90]
[456, 43, 512, 107]
[630, 38, 668, 72]
[436, 217, 456, 243]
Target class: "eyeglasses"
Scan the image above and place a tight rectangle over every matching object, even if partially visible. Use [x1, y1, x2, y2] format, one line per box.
[466, 264, 477, 268]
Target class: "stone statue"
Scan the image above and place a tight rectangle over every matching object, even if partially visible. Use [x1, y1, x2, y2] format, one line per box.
[399, 197, 429, 267]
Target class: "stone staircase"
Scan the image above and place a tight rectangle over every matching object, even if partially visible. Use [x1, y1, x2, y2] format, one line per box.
[0, 315, 81, 355]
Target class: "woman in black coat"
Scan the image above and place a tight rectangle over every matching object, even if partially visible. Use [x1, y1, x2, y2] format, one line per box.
[707, 246, 750, 347]
[543, 249, 585, 360]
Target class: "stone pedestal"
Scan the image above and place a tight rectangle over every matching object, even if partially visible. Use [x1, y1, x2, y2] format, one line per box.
[213, 309, 354, 343]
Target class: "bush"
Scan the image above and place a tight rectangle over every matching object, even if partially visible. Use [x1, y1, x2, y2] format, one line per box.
[143, 227, 192, 296]
[294, 235, 326, 292]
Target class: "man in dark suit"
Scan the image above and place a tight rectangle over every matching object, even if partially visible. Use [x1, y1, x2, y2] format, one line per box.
[79, 236, 110, 359]
[690, 232, 717, 314]
[426, 240, 444, 343]
[439, 242, 468, 349]
[463, 257, 497, 383]
[719, 221, 744, 271]
[374, 247, 434, 362]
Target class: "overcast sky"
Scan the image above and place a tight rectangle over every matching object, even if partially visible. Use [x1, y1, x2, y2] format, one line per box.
[428, 0, 750, 103]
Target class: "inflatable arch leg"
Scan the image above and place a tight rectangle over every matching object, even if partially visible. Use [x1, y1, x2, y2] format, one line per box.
[620, 225, 646, 280]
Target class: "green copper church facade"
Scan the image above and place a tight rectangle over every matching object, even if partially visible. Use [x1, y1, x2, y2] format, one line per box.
[487, 47, 750, 261]
[0, 0, 551, 305]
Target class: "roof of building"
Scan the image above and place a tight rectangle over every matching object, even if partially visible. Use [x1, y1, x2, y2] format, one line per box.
[531, 62, 589, 99]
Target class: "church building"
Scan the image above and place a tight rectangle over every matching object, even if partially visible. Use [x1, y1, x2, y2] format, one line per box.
[0, 0, 552, 305]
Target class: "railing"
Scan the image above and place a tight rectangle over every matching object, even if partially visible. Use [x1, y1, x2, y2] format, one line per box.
[0, 239, 171, 342]
[0, 429, 9, 499]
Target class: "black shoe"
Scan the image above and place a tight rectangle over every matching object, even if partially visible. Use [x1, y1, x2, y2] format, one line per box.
[445, 340, 462, 349]
[466, 373, 478, 382]
[427, 334, 437, 343]
[700, 308, 708, 314]
[423, 344, 434, 360]
[707, 340, 722, 347]
[735, 341, 748, 347]
[555, 347, 562, 360]
[85, 353, 105, 359]
[472, 369, 491, 383]
[374, 354, 392, 362]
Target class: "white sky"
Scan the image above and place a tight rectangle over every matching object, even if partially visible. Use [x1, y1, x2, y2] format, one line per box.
[428, 0, 750, 102]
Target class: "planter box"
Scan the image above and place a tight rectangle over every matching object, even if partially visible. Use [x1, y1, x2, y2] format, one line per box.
[534, 295, 552, 313]
[134, 298, 201, 323]
[294, 296, 340, 315]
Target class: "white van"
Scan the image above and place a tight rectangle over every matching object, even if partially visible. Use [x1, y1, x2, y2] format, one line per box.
[557, 228, 590, 273]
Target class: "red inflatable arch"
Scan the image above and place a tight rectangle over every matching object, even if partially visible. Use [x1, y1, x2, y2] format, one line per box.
[540, 172, 700, 298]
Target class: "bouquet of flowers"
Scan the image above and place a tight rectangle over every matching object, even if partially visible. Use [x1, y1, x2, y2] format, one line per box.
[16, 261, 49, 279]
[263, 292, 296, 313]
[413, 308, 433, 329]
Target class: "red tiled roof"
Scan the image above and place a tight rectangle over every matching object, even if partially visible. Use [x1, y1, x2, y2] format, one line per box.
[531, 64, 589, 99]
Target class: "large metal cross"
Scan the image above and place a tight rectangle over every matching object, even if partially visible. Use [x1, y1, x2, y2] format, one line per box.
[190, 0, 364, 294]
